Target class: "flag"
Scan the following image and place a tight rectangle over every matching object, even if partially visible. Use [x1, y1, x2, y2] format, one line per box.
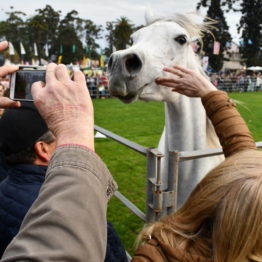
[45, 44, 49, 57]
[20, 42, 26, 55]
[100, 55, 105, 68]
[213, 41, 220, 55]
[34, 43, 38, 56]
[58, 55, 62, 64]
[86, 58, 91, 68]
[59, 45, 63, 54]
[8, 42, 15, 55]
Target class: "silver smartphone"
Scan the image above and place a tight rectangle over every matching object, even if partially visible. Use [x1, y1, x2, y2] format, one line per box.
[9, 67, 46, 101]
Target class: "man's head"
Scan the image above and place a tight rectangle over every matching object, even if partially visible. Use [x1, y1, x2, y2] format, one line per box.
[0, 102, 56, 165]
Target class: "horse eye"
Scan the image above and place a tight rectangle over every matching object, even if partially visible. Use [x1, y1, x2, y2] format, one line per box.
[174, 35, 187, 45]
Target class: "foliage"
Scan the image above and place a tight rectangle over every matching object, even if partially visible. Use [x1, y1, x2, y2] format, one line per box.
[0, 8, 28, 62]
[236, 0, 262, 66]
[104, 17, 139, 56]
[197, 0, 232, 71]
[0, 5, 103, 63]
[28, 5, 61, 61]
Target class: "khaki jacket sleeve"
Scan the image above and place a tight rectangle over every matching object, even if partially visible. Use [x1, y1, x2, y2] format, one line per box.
[1, 145, 117, 262]
[202, 91, 256, 157]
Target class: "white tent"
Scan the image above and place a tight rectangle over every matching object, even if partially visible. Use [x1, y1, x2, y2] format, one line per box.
[247, 66, 262, 71]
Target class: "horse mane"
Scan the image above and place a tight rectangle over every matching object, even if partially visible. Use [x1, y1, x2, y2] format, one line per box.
[145, 12, 216, 44]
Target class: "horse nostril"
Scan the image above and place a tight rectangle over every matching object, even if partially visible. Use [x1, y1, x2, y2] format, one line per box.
[124, 53, 142, 75]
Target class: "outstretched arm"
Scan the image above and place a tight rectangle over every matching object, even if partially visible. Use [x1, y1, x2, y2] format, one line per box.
[156, 65, 256, 157]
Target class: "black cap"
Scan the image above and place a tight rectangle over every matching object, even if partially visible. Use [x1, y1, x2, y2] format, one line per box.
[0, 102, 48, 155]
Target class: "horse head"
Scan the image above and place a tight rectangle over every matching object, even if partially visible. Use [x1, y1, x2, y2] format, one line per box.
[108, 11, 214, 104]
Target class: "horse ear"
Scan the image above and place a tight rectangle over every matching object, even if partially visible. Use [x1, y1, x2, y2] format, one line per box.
[145, 6, 155, 25]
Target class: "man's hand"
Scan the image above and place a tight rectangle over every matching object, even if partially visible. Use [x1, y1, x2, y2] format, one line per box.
[0, 41, 20, 108]
[155, 65, 217, 98]
[32, 63, 94, 150]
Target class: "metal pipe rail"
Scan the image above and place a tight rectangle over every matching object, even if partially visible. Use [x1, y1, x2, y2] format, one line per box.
[95, 124, 262, 221]
[94, 125, 148, 155]
[179, 141, 262, 161]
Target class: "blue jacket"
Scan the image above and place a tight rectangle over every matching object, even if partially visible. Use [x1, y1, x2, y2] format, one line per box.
[0, 163, 127, 261]
[0, 164, 46, 256]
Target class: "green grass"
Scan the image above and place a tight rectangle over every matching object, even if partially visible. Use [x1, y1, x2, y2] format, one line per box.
[229, 92, 262, 141]
[93, 92, 262, 254]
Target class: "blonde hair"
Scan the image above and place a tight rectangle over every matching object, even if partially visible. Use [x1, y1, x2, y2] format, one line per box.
[138, 149, 262, 262]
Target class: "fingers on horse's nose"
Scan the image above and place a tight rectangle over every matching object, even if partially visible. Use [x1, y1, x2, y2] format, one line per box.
[124, 53, 142, 76]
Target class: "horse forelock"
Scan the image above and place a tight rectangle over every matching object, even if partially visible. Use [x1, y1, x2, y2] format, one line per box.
[146, 12, 216, 42]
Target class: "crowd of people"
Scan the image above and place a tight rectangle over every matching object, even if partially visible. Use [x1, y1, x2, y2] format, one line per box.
[0, 39, 262, 262]
[85, 71, 109, 98]
[210, 71, 262, 92]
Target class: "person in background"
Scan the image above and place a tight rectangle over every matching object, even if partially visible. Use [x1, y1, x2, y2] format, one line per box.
[256, 72, 262, 91]
[132, 65, 260, 262]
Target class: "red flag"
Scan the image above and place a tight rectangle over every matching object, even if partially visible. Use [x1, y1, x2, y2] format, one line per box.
[213, 41, 220, 55]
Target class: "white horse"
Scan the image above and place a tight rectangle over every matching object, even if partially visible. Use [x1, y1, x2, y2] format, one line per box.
[108, 11, 223, 207]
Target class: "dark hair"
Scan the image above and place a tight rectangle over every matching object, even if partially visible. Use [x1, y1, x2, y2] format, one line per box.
[4, 130, 55, 165]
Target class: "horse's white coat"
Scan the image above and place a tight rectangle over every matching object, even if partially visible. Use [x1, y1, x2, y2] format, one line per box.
[108, 12, 223, 207]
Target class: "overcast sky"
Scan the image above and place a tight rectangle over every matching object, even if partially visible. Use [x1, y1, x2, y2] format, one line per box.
[0, 0, 241, 47]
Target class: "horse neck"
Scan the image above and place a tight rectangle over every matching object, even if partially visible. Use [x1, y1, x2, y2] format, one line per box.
[165, 96, 208, 151]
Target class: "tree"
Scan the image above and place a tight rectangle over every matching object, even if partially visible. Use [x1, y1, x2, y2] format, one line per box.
[237, 0, 262, 66]
[104, 21, 115, 57]
[105, 17, 135, 54]
[113, 17, 134, 50]
[197, 0, 232, 71]
[0, 7, 28, 62]
[84, 19, 102, 59]
[206, 0, 262, 67]
[28, 5, 61, 61]
[56, 10, 84, 64]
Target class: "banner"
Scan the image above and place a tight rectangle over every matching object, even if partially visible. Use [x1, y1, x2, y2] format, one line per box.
[8, 42, 15, 55]
[100, 55, 105, 68]
[34, 43, 38, 56]
[57, 55, 62, 64]
[213, 41, 220, 55]
[20, 42, 26, 55]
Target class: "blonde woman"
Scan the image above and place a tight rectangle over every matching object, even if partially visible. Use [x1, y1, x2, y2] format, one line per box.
[132, 65, 260, 262]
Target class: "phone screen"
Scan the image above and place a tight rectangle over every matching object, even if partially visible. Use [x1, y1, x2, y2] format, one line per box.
[14, 70, 45, 100]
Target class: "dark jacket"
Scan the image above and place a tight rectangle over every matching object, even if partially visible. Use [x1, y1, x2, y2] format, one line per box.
[0, 163, 127, 262]
[0, 164, 46, 256]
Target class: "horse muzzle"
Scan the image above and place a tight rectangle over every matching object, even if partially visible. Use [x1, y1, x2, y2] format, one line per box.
[108, 50, 144, 102]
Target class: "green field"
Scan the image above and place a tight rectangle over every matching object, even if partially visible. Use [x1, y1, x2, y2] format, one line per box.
[93, 92, 262, 254]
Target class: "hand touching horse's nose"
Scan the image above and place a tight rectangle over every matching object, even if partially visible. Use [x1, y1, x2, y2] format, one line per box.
[155, 65, 217, 98]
